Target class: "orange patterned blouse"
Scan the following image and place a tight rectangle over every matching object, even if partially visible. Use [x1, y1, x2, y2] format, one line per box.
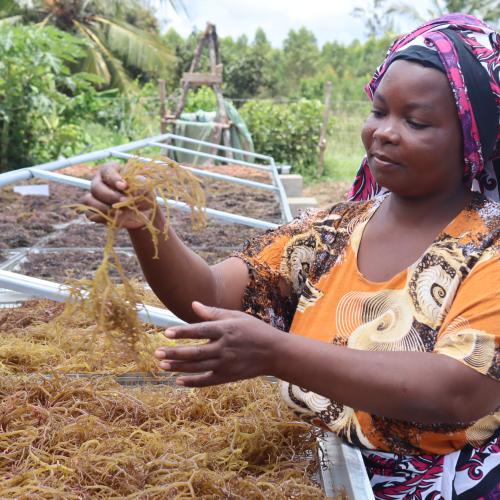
[235, 193, 499, 455]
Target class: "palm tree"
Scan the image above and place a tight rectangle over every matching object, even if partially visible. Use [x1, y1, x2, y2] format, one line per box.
[351, 0, 397, 38]
[389, 0, 499, 26]
[0, 0, 185, 89]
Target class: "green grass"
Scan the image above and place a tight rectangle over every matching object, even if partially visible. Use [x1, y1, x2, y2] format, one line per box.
[321, 101, 370, 182]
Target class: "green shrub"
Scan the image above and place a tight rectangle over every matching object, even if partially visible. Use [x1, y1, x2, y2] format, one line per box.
[0, 25, 100, 170]
[88, 82, 159, 144]
[240, 99, 325, 176]
[184, 86, 217, 113]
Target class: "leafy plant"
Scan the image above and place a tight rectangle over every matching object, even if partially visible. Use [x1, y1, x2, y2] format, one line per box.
[183, 86, 217, 113]
[0, 0, 176, 89]
[0, 25, 99, 170]
[240, 99, 327, 176]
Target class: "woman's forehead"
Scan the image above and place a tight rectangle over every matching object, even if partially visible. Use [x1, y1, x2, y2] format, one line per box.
[375, 60, 454, 106]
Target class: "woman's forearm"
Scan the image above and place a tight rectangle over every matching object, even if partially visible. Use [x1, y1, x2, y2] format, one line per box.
[128, 210, 218, 322]
[272, 334, 499, 423]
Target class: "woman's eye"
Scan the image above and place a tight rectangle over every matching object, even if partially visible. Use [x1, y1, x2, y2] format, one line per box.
[407, 119, 428, 130]
[370, 109, 384, 118]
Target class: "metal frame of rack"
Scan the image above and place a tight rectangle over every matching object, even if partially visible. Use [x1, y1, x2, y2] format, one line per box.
[0, 134, 374, 499]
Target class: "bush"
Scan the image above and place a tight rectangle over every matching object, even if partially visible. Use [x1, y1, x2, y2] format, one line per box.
[0, 25, 100, 171]
[240, 99, 325, 176]
[87, 82, 160, 146]
[183, 86, 217, 113]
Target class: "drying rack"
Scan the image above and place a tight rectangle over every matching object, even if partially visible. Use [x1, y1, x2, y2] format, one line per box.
[0, 133, 374, 499]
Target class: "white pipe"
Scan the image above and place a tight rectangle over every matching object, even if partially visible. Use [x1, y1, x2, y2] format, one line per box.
[0, 133, 173, 188]
[268, 158, 293, 222]
[147, 141, 272, 171]
[164, 133, 273, 161]
[111, 151, 279, 191]
[28, 168, 279, 230]
[0, 270, 185, 328]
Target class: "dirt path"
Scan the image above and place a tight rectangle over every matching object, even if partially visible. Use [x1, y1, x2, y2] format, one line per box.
[303, 180, 351, 210]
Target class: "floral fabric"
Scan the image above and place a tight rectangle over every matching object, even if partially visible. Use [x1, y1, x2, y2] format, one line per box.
[236, 194, 499, 455]
[363, 430, 499, 499]
[234, 193, 499, 497]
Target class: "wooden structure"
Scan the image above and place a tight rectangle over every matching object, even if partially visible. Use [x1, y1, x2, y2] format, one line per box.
[159, 23, 232, 153]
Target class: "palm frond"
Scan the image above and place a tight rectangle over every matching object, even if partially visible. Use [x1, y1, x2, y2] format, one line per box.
[88, 0, 143, 20]
[168, 0, 190, 21]
[93, 16, 175, 76]
[74, 18, 130, 89]
[387, 3, 425, 23]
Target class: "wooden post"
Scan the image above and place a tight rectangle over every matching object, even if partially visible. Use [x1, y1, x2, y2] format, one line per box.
[167, 22, 233, 160]
[159, 79, 166, 134]
[174, 24, 210, 119]
[317, 80, 333, 177]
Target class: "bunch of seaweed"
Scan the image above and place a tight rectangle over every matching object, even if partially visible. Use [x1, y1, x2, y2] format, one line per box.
[0, 297, 170, 375]
[66, 156, 206, 372]
[0, 375, 325, 499]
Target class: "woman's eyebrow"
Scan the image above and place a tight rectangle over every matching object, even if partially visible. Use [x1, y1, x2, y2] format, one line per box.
[404, 102, 435, 112]
[373, 92, 434, 112]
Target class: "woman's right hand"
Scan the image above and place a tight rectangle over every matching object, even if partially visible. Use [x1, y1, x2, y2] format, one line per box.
[82, 162, 153, 230]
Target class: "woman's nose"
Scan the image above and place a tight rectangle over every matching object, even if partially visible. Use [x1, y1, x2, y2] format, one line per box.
[373, 119, 400, 144]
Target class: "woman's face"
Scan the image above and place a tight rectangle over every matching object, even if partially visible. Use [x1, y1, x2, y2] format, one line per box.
[361, 59, 464, 199]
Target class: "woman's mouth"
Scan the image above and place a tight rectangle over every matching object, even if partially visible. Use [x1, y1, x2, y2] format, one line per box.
[371, 153, 402, 169]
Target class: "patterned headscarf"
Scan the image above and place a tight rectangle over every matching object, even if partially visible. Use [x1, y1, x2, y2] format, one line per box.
[348, 13, 500, 202]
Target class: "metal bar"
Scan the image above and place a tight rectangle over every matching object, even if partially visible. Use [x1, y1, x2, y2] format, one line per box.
[164, 133, 273, 161]
[317, 433, 374, 499]
[0, 168, 32, 188]
[28, 169, 278, 230]
[0, 133, 174, 188]
[146, 141, 272, 172]
[30, 168, 92, 190]
[111, 152, 279, 192]
[268, 158, 293, 223]
[0, 270, 185, 328]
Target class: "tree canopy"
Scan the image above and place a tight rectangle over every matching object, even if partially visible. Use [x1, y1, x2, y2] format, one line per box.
[0, 0, 177, 89]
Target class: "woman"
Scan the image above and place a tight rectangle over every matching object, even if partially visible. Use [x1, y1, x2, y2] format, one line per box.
[84, 14, 499, 498]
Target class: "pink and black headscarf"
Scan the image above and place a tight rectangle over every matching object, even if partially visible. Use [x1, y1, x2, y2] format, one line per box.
[348, 13, 500, 202]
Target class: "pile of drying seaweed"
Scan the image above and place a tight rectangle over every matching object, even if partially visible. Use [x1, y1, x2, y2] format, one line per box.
[0, 298, 167, 375]
[0, 376, 324, 499]
[69, 156, 206, 373]
[0, 163, 330, 498]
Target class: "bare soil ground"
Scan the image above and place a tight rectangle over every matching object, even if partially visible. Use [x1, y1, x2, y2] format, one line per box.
[0, 164, 281, 282]
[0, 162, 351, 283]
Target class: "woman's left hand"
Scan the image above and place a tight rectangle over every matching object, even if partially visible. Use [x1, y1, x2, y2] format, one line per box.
[154, 301, 281, 387]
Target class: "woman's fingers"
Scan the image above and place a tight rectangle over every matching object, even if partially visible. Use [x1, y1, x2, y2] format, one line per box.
[82, 193, 111, 213]
[163, 322, 224, 341]
[100, 162, 127, 191]
[80, 193, 112, 223]
[159, 358, 219, 373]
[191, 301, 241, 322]
[176, 371, 223, 387]
[155, 341, 219, 362]
[90, 172, 125, 206]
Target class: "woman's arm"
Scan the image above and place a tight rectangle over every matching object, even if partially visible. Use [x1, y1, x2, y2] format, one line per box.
[83, 162, 250, 322]
[273, 334, 500, 423]
[128, 211, 249, 321]
[155, 303, 500, 424]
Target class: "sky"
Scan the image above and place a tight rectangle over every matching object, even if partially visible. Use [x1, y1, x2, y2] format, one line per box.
[155, 0, 434, 47]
